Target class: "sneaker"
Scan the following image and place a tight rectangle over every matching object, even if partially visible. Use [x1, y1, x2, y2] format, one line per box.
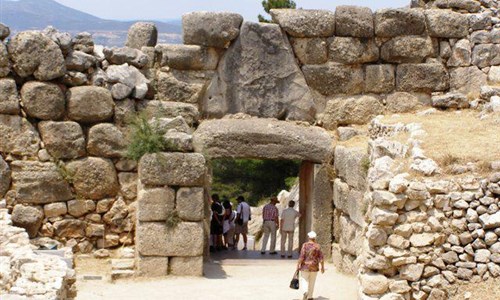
[281, 255, 285, 258]
[288, 255, 293, 258]
[261, 251, 265, 255]
[269, 251, 278, 255]
[242, 247, 247, 250]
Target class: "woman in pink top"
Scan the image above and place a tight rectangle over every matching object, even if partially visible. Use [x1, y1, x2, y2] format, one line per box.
[296, 231, 325, 300]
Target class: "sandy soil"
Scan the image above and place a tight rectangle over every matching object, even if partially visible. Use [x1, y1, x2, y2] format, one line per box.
[75, 251, 358, 300]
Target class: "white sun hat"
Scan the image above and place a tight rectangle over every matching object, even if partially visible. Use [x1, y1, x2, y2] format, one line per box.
[307, 231, 317, 239]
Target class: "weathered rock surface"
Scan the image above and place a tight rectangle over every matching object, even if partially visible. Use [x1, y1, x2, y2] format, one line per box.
[126, 22, 158, 49]
[302, 64, 364, 95]
[53, 219, 85, 238]
[38, 121, 86, 159]
[20, 81, 65, 120]
[447, 39, 472, 67]
[105, 63, 150, 99]
[136, 222, 204, 256]
[329, 37, 379, 64]
[322, 95, 383, 129]
[193, 118, 333, 163]
[0, 23, 10, 40]
[385, 92, 423, 113]
[156, 71, 208, 104]
[290, 37, 328, 65]
[0, 42, 9, 77]
[182, 12, 243, 48]
[334, 146, 367, 191]
[87, 123, 126, 158]
[365, 65, 395, 93]
[137, 187, 175, 222]
[11, 205, 43, 238]
[65, 50, 97, 72]
[425, 10, 469, 38]
[176, 187, 204, 222]
[203, 21, 316, 122]
[10, 161, 73, 204]
[450, 66, 487, 98]
[72, 32, 94, 53]
[361, 273, 389, 295]
[66, 157, 119, 200]
[431, 93, 469, 109]
[43, 202, 67, 218]
[103, 47, 149, 68]
[0, 115, 40, 156]
[396, 64, 449, 92]
[335, 6, 374, 38]
[8, 31, 66, 80]
[270, 9, 335, 37]
[0, 156, 10, 198]
[156, 44, 219, 70]
[374, 8, 426, 37]
[0, 78, 20, 115]
[169, 256, 203, 276]
[139, 153, 206, 186]
[67, 86, 114, 123]
[138, 100, 199, 126]
[68, 199, 96, 218]
[381, 36, 436, 63]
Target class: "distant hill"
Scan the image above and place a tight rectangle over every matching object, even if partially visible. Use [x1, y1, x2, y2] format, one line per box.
[0, 0, 182, 46]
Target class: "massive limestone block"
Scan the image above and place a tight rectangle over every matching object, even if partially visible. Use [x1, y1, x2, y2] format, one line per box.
[176, 187, 205, 222]
[472, 44, 500, 68]
[450, 66, 487, 98]
[333, 179, 367, 227]
[182, 12, 243, 48]
[328, 37, 379, 64]
[374, 8, 426, 37]
[290, 38, 328, 65]
[447, 39, 472, 67]
[335, 6, 374, 38]
[385, 92, 424, 113]
[105, 63, 150, 100]
[193, 119, 333, 163]
[381, 36, 436, 63]
[156, 44, 219, 71]
[312, 165, 334, 258]
[67, 86, 114, 123]
[66, 157, 119, 200]
[38, 121, 86, 159]
[396, 64, 449, 92]
[170, 256, 203, 276]
[334, 146, 367, 191]
[136, 221, 204, 257]
[202, 21, 316, 122]
[425, 10, 468, 38]
[0, 42, 9, 77]
[302, 64, 364, 95]
[0, 78, 20, 114]
[137, 186, 175, 222]
[139, 153, 206, 186]
[339, 214, 364, 256]
[136, 256, 168, 277]
[156, 70, 211, 104]
[20, 81, 65, 120]
[126, 22, 158, 49]
[8, 31, 66, 80]
[53, 219, 86, 238]
[103, 47, 149, 69]
[270, 9, 335, 37]
[87, 123, 127, 158]
[435, 0, 481, 12]
[138, 100, 199, 126]
[10, 161, 73, 204]
[365, 65, 395, 93]
[12, 205, 44, 238]
[322, 95, 384, 129]
[0, 115, 40, 156]
[0, 156, 10, 198]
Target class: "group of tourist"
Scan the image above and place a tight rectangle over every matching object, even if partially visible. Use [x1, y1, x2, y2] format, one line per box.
[209, 194, 251, 251]
[209, 194, 325, 300]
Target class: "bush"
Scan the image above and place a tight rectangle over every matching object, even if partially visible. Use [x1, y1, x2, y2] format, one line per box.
[126, 114, 168, 161]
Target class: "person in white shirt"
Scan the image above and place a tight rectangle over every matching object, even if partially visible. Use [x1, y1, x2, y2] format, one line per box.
[235, 196, 251, 250]
[280, 200, 300, 258]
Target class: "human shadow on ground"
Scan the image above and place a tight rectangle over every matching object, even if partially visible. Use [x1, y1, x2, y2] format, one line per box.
[203, 261, 228, 279]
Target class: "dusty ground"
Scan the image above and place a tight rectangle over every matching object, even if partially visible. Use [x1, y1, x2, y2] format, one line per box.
[75, 250, 358, 300]
[450, 278, 500, 300]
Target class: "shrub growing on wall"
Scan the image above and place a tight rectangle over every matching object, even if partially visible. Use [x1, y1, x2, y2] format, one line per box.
[258, 0, 297, 22]
[126, 114, 168, 161]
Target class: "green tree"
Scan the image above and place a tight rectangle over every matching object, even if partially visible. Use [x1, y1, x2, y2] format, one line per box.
[258, 0, 297, 23]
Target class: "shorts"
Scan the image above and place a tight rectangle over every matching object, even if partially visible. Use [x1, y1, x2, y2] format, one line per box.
[210, 221, 223, 235]
[235, 222, 248, 234]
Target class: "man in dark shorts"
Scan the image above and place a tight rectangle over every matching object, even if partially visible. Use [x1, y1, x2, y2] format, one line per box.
[210, 194, 224, 251]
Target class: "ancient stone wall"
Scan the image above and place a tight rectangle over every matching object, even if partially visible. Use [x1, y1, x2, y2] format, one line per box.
[0, 207, 76, 299]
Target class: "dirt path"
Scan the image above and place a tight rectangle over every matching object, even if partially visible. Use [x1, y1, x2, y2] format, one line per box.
[76, 251, 358, 300]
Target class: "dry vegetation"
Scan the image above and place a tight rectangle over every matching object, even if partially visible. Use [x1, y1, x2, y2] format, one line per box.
[382, 110, 500, 172]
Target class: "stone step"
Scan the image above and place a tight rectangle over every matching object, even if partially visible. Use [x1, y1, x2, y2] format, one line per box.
[111, 259, 135, 270]
[111, 269, 135, 281]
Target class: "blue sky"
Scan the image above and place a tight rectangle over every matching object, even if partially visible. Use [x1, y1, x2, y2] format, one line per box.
[55, 0, 410, 21]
